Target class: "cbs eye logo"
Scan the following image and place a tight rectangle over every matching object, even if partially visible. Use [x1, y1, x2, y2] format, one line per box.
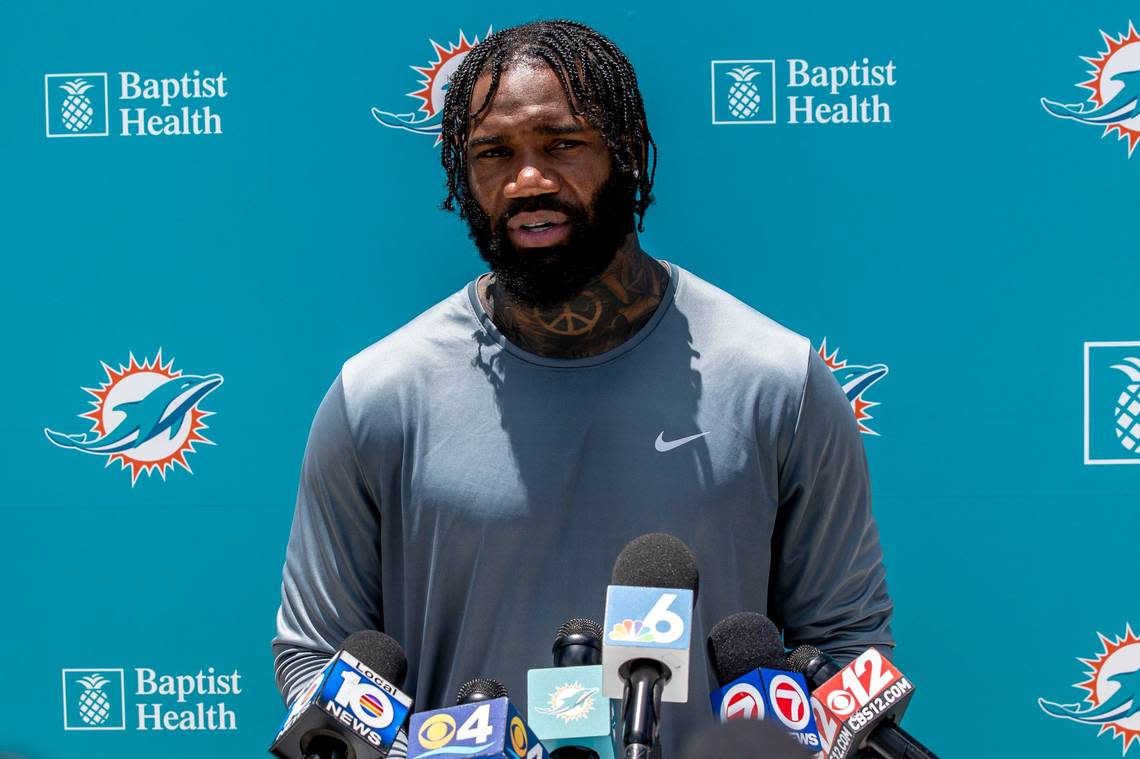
[417, 713, 457, 750]
[509, 715, 528, 755]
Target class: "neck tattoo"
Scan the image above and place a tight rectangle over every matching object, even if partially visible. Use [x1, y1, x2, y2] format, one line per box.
[478, 245, 670, 359]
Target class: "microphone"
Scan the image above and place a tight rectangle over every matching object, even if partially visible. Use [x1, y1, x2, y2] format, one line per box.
[786, 645, 939, 759]
[528, 618, 617, 759]
[679, 718, 813, 759]
[601, 533, 699, 759]
[408, 677, 550, 758]
[705, 613, 822, 752]
[270, 630, 414, 759]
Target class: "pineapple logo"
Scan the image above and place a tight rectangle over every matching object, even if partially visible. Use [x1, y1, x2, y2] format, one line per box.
[711, 60, 776, 124]
[1084, 342, 1140, 464]
[371, 27, 492, 145]
[59, 78, 96, 132]
[62, 669, 126, 730]
[1112, 358, 1140, 454]
[44, 72, 109, 138]
[725, 66, 763, 119]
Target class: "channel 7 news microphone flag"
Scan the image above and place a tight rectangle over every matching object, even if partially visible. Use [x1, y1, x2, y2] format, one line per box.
[4, 0, 1140, 757]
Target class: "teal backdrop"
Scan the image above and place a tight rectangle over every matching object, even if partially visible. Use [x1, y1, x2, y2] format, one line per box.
[3, 0, 1139, 756]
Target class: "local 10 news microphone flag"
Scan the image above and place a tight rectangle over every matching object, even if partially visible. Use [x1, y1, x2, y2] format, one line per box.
[602, 533, 699, 758]
[705, 612, 822, 753]
[408, 677, 550, 759]
[786, 645, 937, 759]
[527, 618, 618, 759]
[270, 630, 414, 759]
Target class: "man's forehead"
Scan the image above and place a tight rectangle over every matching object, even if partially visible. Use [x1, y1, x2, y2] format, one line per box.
[467, 61, 597, 138]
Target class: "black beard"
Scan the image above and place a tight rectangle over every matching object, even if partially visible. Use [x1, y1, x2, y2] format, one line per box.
[465, 170, 637, 308]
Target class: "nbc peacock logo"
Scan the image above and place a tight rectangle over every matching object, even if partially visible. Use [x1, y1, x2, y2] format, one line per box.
[45, 72, 109, 137]
[44, 350, 223, 485]
[1042, 21, 1140, 156]
[371, 27, 492, 145]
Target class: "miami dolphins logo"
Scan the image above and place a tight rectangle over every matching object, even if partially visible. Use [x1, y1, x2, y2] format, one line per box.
[44, 350, 222, 485]
[1042, 21, 1140, 155]
[537, 682, 598, 723]
[1040, 624, 1140, 754]
[818, 338, 889, 436]
[371, 27, 492, 145]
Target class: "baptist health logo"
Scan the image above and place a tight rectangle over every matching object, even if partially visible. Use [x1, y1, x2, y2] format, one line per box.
[1042, 22, 1140, 156]
[1085, 341, 1140, 464]
[63, 667, 240, 732]
[712, 58, 896, 125]
[45, 70, 227, 138]
[62, 669, 126, 730]
[44, 350, 223, 484]
[372, 27, 491, 145]
[1039, 625, 1140, 755]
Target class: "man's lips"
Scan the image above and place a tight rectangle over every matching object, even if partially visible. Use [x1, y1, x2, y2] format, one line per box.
[506, 210, 570, 231]
[505, 210, 572, 248]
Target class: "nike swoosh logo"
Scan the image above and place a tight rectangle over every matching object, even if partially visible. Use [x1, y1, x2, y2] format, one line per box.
[654, 431, 711, 452]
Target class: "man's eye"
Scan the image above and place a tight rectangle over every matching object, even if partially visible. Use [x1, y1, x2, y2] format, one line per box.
[553, 140, 581, 150]
[477, 148, 508, 158]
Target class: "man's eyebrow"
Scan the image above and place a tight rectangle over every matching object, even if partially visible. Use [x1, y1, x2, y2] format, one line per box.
[468, 122, 588, 148]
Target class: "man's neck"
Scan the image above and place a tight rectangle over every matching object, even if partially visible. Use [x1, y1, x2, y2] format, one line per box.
[477, 238, 670, 360]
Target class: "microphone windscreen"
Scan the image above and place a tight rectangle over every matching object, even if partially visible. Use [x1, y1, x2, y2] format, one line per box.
[456, 677, 508, 704]
[706, 612, 784, 687]
[341, 630, 408, 687]
[554, 617, 603, 647]
[680, 718, 814, 759]
[611, 533, 699, 597]
[785, 644, 824, 675]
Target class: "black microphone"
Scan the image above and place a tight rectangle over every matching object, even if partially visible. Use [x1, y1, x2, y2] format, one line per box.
[706, 613, 823, 751]
[554, 617, 604, 667]
[457, 677, 509, 704]
[271, 630, 413, 759]
[601, 533, 700, 759]
[528, 618, 614, 759]
[786, 645, 940, 759]
[679, 718, 813, 759]
[706, 612, 786, 688]
[407, 678, 548, 758]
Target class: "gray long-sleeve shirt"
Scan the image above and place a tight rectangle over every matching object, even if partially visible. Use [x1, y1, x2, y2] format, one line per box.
[273, 261, 893, 757]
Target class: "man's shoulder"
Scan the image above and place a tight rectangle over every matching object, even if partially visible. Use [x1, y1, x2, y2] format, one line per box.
[673, 263, 811, 383]
[340, 282, 476, 404]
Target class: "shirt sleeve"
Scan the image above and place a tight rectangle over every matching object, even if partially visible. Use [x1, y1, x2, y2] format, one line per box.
[272, 372, 385, 705]
[768, 348, 894, 664]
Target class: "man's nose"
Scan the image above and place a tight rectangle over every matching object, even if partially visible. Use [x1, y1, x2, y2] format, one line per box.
[504, 165, 559, 198]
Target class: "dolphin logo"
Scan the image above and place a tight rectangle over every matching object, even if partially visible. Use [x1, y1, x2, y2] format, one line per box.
[1039, 664, 1140, 725]
[370, 109, 444, 137]
[1042, 69, 1140, 125]
[832, 362, 889, 404]
[45, 373, 223, 455]
[536, 685, 598, 718]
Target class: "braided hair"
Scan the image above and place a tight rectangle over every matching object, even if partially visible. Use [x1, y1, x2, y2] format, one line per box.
[440, 19, 657, 231]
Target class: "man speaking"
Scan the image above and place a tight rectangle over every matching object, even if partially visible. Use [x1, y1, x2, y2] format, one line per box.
[273, 19, 893, 756]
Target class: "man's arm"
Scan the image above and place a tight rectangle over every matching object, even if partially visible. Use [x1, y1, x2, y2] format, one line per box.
[769, 348, 894, 664]
[272, 373, 384, 704]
